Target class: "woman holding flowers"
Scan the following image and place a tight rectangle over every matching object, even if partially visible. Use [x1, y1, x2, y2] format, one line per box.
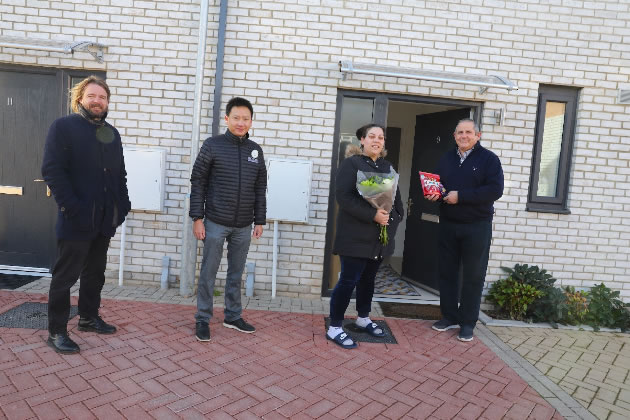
[327, 123, 404, 349]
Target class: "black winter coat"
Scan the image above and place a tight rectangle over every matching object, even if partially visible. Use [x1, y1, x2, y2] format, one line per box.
[189, 130, 267, 228]
[333, 154, 404, 260]
[41, 113, 131, 240]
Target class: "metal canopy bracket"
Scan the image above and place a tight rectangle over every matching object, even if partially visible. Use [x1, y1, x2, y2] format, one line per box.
[0, 36, 106, 63]
[66, 41, 105, 63]
[338, 60, 518, 93]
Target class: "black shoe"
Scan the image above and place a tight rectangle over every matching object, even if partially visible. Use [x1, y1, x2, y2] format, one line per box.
[431, 318, 459, 332]
[457, 325, 474, 342]
[195, 321, 211, 342]
[78, 316, 117, 334]
[47, 333, 80, 354]
[223, 318, 255, 333]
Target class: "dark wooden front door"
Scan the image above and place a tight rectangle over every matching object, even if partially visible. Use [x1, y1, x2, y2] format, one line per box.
[401, 108, 471, 289]
[0, 69, 59, 268]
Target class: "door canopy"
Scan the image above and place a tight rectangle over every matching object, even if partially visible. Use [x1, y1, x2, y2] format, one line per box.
[339, 60, 518, 94]
[0, 36, 106, 63]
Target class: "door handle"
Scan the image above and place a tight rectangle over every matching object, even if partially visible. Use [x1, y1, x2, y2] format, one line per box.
[33, 179, 51, 197]
[407, 197, 413, 216]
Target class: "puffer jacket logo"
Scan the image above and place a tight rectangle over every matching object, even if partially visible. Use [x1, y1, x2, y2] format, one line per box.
[248, 149, 259, 163]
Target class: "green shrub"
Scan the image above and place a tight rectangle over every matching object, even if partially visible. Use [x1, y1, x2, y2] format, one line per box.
[586, 283, 630, 332]
[529, 287, 567, 327]
[488, 278, 543, 320]
[501, 264, 557, 291]
[491, 264, 630, 331]
[562, 286, 589, 325]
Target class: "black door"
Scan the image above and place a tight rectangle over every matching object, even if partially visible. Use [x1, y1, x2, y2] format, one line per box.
[0, 70, 59, 268]
[401, 108, 471, 289]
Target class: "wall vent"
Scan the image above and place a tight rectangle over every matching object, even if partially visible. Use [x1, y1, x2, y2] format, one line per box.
[618, 90, 630, 104]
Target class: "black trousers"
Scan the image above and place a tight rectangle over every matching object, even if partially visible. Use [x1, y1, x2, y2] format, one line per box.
[438, 219, 492, 328]
[329, 256, 381, 327]
[47, 235, 111, 334]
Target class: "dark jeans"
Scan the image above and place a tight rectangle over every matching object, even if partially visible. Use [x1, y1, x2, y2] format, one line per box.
[329, 256, 381, 327]
[48, 235, 110, 334]
[438, 219, 492, 328]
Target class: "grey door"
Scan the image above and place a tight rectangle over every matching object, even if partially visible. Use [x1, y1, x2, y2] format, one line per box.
[0, 70, 59, 268]
[401, 108, 471, 289]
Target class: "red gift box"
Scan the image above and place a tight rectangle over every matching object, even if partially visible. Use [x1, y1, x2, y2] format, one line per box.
[419, 171, 446, 197]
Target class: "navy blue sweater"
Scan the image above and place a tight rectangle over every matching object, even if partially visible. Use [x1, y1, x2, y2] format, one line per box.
[436, 143, 503, 223]
[42, 113, 131, 240]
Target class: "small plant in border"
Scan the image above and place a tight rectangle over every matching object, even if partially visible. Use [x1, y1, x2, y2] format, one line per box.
[563, 286, 589, 325]
[487, 278, 543, 321]
[586, 283, 630, 332]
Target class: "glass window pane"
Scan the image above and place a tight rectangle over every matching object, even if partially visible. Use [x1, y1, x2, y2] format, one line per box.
[537, 101, 565, 197]
[338, 97, 373, 165]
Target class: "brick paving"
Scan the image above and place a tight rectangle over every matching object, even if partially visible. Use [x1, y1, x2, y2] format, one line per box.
[490, 327, 630, 420]
[0, 289, 564, 419]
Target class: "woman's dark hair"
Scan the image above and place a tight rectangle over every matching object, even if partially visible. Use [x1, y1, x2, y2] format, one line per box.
[356, 123, 386, 141]
[226, 97, 254, 118]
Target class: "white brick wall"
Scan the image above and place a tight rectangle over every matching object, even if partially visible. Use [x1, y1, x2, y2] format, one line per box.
[2, 0, 629, 300]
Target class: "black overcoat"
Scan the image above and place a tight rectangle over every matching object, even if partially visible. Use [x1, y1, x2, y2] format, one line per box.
[332, 153, 404, 260]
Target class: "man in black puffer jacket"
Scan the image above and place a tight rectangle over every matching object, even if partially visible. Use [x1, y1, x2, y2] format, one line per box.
[189, 97, 266, 341]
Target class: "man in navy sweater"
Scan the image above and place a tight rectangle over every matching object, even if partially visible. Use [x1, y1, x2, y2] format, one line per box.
[426, 118, 503, 342]
[42, 76, 131, 354]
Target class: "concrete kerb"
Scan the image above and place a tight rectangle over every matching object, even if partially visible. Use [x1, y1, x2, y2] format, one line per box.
[479, 310, 628, 334]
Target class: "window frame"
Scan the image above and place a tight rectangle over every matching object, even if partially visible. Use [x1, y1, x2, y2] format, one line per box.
[527, 85, 580, 214]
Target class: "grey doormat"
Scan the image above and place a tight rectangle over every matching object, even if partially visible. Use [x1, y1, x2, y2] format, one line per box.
[0, 302, 78, 330]
[0, 274, 42, 290]
[374, 264, 420, 296]
[324, 317, 397, 344]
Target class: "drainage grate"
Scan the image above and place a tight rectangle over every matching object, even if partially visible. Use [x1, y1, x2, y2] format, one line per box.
[0, 302, 78, 330]
[378, 302, 442, 320]
[324, 317, 397, 344]
[0, 274, 42, 290]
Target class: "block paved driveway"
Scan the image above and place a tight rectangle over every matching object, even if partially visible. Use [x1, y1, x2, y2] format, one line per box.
[490, 327, 630, 420]
[0, 291, 562, 419]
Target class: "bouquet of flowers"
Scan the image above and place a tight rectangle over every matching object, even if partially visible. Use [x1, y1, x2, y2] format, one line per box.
[356, 168, 399, 245]
[419, 171, 446, 197]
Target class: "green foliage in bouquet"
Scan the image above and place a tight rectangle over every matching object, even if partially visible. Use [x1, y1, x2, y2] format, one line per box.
[487, 278, 543, 320]
[585, 283, 630, 332]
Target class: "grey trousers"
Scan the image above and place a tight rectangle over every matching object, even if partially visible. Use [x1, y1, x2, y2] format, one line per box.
[195, 219, 251, 323]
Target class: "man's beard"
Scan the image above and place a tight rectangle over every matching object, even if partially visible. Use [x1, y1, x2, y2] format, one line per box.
[83, 103, 108, 119]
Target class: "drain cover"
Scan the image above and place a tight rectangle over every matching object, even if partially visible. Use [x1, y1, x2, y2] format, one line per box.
[0, 274, 42, 290]
[378, 302, 442, 320]
[0, 302, 78, 330]
[324, 317, 397, 344]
